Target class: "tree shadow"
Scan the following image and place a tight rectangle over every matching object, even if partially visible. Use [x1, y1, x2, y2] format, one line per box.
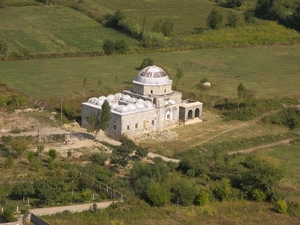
[71, 132, 94, 141]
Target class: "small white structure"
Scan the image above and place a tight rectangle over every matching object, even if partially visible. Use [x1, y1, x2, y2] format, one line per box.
[82, 65, 203, 137]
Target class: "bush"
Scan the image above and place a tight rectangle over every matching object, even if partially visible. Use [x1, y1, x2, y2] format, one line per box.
[206, 8, 223, 30]
[141, 31, 165, 48]
[276, 199, 288, 213]
[213, 178, 232, 201]
[198, 190, 210, 206]
[102, 39, 115, 55]
[114, 39, 128, 54]
[252, 189, 266, 202]
[139, 58, 154, 70]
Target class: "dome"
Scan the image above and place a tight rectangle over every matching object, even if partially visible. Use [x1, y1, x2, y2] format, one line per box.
[134, 65, 171, 85]
[121, 95, 131, 101]
[98, 96, 106, 101]
[143, 100, 154, 109]
[114, 93, 123, 100]
[135, 102, 145, 109]
[110, 103, 118, 110]
[127, 103, 137, 111]
[107, 94, 115, 102]
[96, 100, 103, 106]
[115, 105, 130, 113]
[88, 97, 98, 105]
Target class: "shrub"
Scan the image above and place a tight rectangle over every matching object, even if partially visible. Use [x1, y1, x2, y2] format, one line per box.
[276, 199, 288, 213]
[139, 58, 154, 69]
[141, 31, 165, 48]
[213, 178, 232, 201]
[206, 8, 223, 30]
[102, 39, 115, 55]
[198, 190, 210, 206]
[252, 189, 266, 202]
[114, 39, 128, 54]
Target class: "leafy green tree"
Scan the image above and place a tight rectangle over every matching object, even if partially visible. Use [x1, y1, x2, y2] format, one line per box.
[226, 0, 243, 8]
[90, 153, 107, 166]
[175, 68, 184, 91]
[162, 19, 174, 36]
[172, 179, 197, 206]
[147, 181, 170, 206]
[152, 19, 163, 33]
[213, 178, 232, 201]
[86, 111, 101, 138]
[252, 189, 266, 202]
[0, 195, 6, 213]
[37, 144, 44, 155]
[198, 190, 210, 206]
[0, 40, 7, 55]
[139, 58, 154, 70]
[27, 151, 35, 164]
[244, 8, 255, 23]
[276, 199, 288, 213]
[254, 0, 284, 20]
[82, 188, 93, 200]
[115, 39, 128, 54]
[108, 10, 126, 27]
[135, 146, 148, 158]
[2, 208, 15, 222]
[102, 39, 115, 55]
[227, 11, 239, 28]
[206, 8, 223, 30]
[100, 100, 111, 132]
[4, 155, 13, 168]
[11, 183, 35, 201]
[241, 155, 284, 198]
[11, 136, 29, 159]
[48, 149, 57, 161]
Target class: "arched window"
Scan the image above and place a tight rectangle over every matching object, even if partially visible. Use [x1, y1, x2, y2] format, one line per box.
[195, 108, 200, 118]
[165, 109, 171, 120]
[188, 110, 193, 119]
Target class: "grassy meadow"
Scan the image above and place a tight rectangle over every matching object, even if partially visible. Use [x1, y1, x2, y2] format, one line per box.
[0, 6, 138, 53]
[1, 44, 300, 100]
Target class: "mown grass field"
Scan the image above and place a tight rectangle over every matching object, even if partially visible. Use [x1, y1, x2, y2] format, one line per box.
[0, 6, 138, 53]
[1, 44, 300, 100]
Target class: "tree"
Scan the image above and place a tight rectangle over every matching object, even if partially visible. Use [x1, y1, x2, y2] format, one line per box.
[227, 11, 239, 28]
[254, 0, 284, 20]
[147, 181, 170, 206]
[172, 179, 197, 206]
[82, 78, 87, 96]
[198, 190, 210, 206]
[244, 8, 255, 23]
[102, 39, 115, 55]
[4, 155, 13, 168]
[37, 144, 44, 155]
[162, 19, 174, 36]
[11, 183, 35, 201]
[86, 111, 101, 138]
[213, 178, 232, 201]
[139, 58, 154, 70]
[48, 149, 57, 161]
[90, 153, 107, 166]
[226, 0, 243, 8]
[241, 155, 284, 198]
[0, 40, 7, 55]
[175, 68, 183, 91]
[237, 82, 245, 109]
[99, 100, 111, 131]
[206, 8, 223, 30]
[27, 151, 35, 164]
[135, 146, 148, 158]
[276, 199, 288, 213]
[2, 208, 15, 222]
[11, 136, 28, 159]
[114, 39, 128, 54]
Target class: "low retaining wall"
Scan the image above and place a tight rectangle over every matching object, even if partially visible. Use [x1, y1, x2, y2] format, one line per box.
[30, 213, 50, 225]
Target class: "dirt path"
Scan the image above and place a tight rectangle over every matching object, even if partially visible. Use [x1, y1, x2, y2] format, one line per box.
[228, 139, 292, 155]
[29, 201, 115, 216]
[147, 152, 180, 163]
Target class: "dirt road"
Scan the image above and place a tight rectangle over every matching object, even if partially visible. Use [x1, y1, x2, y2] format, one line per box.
[29, 201, 115, 216]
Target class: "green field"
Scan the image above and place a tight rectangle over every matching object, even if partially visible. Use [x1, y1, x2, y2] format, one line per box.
[1, 44, 300, 99]
[0, 6, 138, 53]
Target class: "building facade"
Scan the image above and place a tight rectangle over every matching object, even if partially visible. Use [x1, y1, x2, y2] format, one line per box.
[82, 65, 203, 137]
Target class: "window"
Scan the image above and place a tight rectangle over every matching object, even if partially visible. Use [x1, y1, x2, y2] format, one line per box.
[152, 120, 154, 125]
[113, 124, 117, 130]
[127, 125, 130, 130]
[164, 89, 166, 93]
[135, 123, 138, 129]
[151, 90, 153, 94]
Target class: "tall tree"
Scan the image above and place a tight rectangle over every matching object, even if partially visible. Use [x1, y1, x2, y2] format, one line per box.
[100, 100, 111, 131]
[227, 11, 239, 28]
[237, 82, 245, 109]
[175, 68, 184, 91]
[11, 137, 28, 159]
[206, 8, 223, 30]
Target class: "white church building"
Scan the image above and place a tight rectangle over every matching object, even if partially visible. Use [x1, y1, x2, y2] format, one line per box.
[81, 65, 203, 137]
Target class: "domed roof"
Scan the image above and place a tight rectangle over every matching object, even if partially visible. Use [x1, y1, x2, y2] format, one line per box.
[134, 65, 171, 85]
